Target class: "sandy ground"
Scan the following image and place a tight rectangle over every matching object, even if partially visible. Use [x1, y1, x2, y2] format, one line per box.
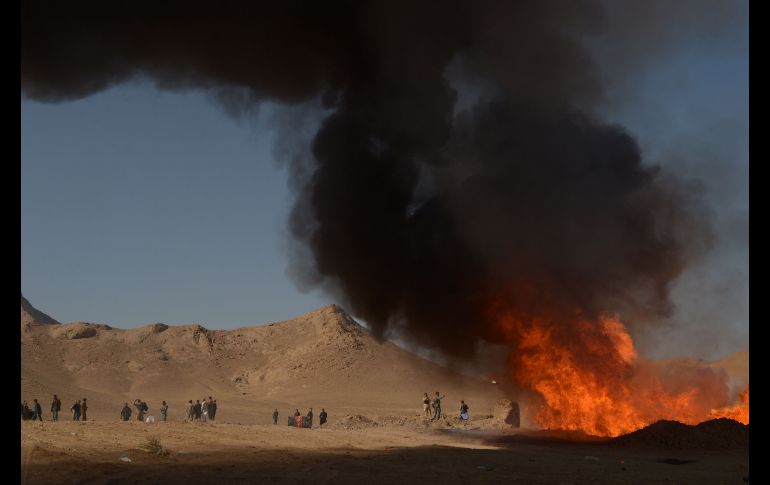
[21, 420, 748, 485]
[20, 300, 750, 483]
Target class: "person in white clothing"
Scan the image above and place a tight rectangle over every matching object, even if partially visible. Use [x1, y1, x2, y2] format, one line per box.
[201, 398, 209, 422]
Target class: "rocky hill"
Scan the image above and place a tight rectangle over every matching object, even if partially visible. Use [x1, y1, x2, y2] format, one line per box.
[21, 298, 505, 423]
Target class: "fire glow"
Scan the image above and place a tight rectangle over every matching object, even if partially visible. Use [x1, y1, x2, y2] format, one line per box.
[494, 310, 748, 437]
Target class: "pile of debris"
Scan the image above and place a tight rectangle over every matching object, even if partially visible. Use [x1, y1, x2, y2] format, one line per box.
[331, 414, 378, 430]
[612, 418, 748, 450]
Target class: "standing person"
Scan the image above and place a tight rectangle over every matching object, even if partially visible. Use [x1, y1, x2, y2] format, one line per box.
[293, 409, 301, 428]
[209, 398, 217, 421]
[81, 398, 88, 421]
[71, 400, 81, 421]
[422, 393, 431, 418]
[121, 403, 132, 421]
[319, 409, 328, 427]
[272, 408, 279, 425]
[194, 400, 202, 421]
[185, 400, 194, 421]
[432, 392, 445, 420]
[201, 398, 209, 422]
[134, 399, 146, 422]
[32, 399, 43, 421]
[160, 401, 169, 421]
[460, 400, 469, 421]
[50, 395, 61, 421]
[307, 408, 314, 428]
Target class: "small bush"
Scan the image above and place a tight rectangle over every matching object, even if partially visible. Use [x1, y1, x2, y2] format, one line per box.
[140, 436, 171, 456]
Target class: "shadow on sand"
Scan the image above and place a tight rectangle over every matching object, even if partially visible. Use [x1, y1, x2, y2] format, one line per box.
[23, 438, 747, 485]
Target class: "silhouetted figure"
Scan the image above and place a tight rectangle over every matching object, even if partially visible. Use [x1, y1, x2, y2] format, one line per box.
[81, 398, 88, 421]
[210, 398, 217, 421]
[22, 401, 32, 420]
[294, 409, 301, 417]
[432, 392, 445, 420]
[460, 400, 469, 421]
[307, 408, 314, 428]
[194, 400, 202, 420]
[121, 403, 132, 421]
[50, 395, 61, 421]
[272, 409, 279, 425]
[32, 399, 43, 421]
[319, 409, 328, 427]
[71, 400, 81, 421]
[160, 401, 168, 421]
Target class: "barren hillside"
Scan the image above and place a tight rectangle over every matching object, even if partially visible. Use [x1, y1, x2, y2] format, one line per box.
[21, 298, 505, 423]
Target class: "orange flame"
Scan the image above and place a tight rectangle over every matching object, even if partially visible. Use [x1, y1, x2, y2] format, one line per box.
[494, 308, 748, 437]
[710, 387, 749, 423]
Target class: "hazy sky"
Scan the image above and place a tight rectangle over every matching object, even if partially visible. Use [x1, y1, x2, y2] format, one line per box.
[21, 6, 747, 360]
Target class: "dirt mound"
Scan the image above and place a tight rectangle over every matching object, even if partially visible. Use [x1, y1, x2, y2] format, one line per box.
[493, 399, 520, 427]
[331, 414, 378, 430]
[324, 412, 507, 431]
[612, 418, 748, 450]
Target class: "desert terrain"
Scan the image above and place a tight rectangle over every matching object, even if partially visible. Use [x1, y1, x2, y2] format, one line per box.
[21, 297, 748, 484]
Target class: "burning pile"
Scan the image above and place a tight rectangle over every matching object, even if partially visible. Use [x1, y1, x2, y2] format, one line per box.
[710, 387, 749, 424]
[495, 308, 747, 436]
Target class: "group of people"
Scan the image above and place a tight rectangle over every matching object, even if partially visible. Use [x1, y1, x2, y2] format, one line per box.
[422, 392, 470, 422]
[21, 395, 87, 421]
[120, 397, 217, 423]
[184, 397, 218, 422]
[274, 407, 328, 427]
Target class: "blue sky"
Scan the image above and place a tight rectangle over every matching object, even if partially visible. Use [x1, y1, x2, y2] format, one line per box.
[21, 85, 329, 327]
[21, 10, 747, 360]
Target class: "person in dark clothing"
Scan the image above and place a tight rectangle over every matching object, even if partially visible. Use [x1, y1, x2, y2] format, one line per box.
[134, 399, 147, 421]
[210, 399, 217, 421]
[160, 401, 169, 421]
[432, 392, 445, 420]
[121, 403, 132, 421]
[307, 408, 314, 428]
[294, 409, 301, 417]
[194, 400, 202, 420]
[459, 400, 469, 421]
[51, 395, 61, 421]
[71, 400, 81, 421]
[319, 409, 328, 427]
[22, 401, 34, 420]
[81, 398, 88, 421]
[272, 409, 279, 425]
[32, 399, 43, 421]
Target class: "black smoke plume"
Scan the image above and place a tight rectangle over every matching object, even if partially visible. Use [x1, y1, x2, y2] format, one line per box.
[22, 0, 716, 358]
